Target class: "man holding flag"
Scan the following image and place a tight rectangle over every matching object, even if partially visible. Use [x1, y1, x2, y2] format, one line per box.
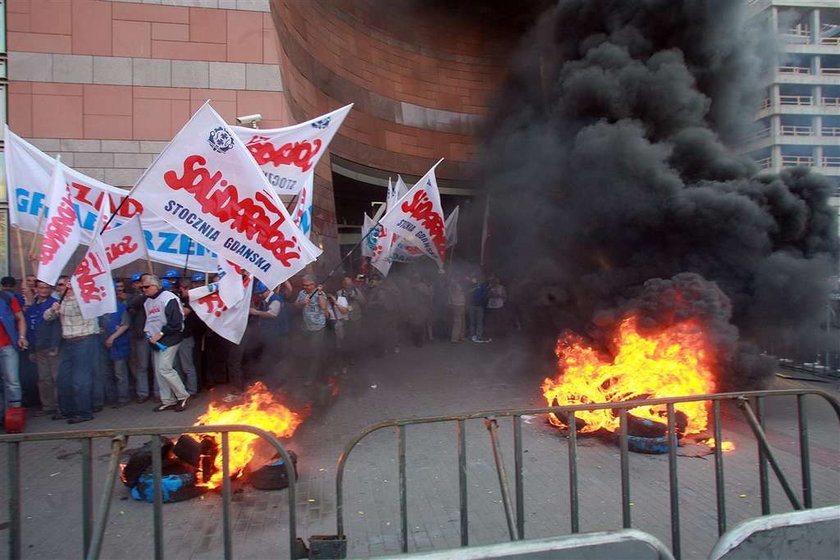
[44, 277, 98, 424]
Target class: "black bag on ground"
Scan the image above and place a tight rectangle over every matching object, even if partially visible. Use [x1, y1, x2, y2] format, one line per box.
[250, 450, 298, 491]
[121, 436, 175, 488]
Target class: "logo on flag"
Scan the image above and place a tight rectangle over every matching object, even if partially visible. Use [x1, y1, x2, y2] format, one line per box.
[232, 104, 352, 195]
[133, 103, 321, 289]
[208, 127, 235, 154]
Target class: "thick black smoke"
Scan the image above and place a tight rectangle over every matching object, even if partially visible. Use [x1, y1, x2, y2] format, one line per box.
[480, 0, 839, 389]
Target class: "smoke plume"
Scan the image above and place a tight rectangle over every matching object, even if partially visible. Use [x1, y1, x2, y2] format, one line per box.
[480, 0, 839, 389]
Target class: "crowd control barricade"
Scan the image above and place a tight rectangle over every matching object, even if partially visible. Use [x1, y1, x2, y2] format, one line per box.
[335, 389, 840, 560]
[0, 424, 298, 560]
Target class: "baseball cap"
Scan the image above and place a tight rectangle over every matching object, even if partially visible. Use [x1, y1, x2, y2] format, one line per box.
[254, 280, 269, 294]
[164, 269, 180, 279]
[130, 272, 143, 282]
[161, 279, 173, 290]
[190, 273, 205, 283]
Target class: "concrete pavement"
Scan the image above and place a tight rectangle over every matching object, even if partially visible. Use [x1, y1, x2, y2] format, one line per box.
[0, 334, 838, 559]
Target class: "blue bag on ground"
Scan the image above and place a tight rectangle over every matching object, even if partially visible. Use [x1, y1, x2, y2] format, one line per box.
[130, 459, 205, 503]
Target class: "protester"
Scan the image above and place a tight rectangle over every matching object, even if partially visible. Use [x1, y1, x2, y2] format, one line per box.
[163, 269, 181, 284]
[448, 274, 466, 343]
[486, 275, 508, 339]
[24, 274, 37, 306]
[336, 276, 365, 363]
[44, 276, 97, 424]
[467, 275, 491, 343]
[127, 272, 155, 403]
[24, 280, 60, 416]
[102, 288, 131, 407]
[142, 275, 189, 412]
[0, 278, 27, 428]
[1, 276, 26, 308]
[190, 272, 205, 288]
[294, 276, 330, 398]
[326, 288, 350, 371]
[176, 280, 200, 396]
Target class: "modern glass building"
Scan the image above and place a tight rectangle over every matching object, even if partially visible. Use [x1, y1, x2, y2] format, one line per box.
[743, 1, 840, 194]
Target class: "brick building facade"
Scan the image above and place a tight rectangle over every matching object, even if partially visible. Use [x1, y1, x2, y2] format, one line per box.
[0, 0, 514, 277]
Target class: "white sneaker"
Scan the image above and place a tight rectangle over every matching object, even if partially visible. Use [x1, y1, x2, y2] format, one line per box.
[471, 336, 480, 342]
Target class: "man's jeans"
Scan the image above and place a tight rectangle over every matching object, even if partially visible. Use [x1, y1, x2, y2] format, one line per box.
[33, 348, 60, 412]
[131, 336, 158, 398]
[57, 336, 97, 420]
[0, 344, 22, 420]
[468, 305, 485, 340]
[105, 359, 131, 404]
[177, 336, 198, 395]
[153, 344, 188, 406]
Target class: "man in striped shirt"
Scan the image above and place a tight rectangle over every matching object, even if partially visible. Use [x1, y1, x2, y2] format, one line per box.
[44, 276, 99, 424]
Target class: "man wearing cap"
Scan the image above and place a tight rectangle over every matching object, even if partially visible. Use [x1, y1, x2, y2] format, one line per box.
[190, 273, 205, 288]
[249, 280, 292, 364]
[142, 275, 189, 412]
[163, 269, 181, 284]
[127, 272, 155, 403]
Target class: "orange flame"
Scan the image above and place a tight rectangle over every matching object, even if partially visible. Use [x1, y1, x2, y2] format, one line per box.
[542, 315, 716, 435]
[702, 438, 736, 452]
[195, 382, 303, 489]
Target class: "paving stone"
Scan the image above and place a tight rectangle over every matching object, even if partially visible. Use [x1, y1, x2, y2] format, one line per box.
[0, 338, 837, 560]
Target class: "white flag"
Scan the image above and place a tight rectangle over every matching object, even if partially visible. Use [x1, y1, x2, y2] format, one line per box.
[37, 161, 81, 285]
[216, 256, 245, 308]
[388, 176, 409, 210]
[361, 214, 377, 258]
[5, 126, 216, 272]
[232, 104, 352, 195]
[70, 197, 117, 319]
[100, 214, 148, 269]
[131, 102, 321, 289]
[390, 237, 426, 263]
[379, 159, 447, 268]
[291, 175, 314, 238]
[445, 206, 459, 248]
[189, 276, 252, 344]
[370, 222, 394, 277]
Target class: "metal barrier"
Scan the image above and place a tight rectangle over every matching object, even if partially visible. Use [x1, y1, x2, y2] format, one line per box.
[335, 389, 840, 560]
[0, 424, 298, 560]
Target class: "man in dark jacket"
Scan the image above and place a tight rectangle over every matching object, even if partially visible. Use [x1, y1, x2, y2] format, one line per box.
[25, 280, 61, 416]
[127, 272, 156, 403]
[142, 275, 189, 412]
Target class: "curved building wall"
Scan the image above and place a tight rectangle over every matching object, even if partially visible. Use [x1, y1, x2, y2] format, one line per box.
[271, 0, 515, 181]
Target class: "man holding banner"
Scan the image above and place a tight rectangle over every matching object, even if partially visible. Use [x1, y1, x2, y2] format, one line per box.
[44, 277, 98, 424]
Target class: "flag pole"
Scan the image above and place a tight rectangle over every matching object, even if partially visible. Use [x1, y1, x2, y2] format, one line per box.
[27, 207, 46, 262]
[318, 222, 380, 284]
[13, 226, 27, 281]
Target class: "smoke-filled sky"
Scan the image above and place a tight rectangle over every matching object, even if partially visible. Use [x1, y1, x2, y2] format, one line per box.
[479, 0, 839, 388]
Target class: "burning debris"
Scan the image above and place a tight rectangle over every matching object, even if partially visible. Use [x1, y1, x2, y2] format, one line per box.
[194, 381, 303, 490]
[120, 382, 303, 501]
[481, 0, 839, 391]
[542, 274, 737, 453]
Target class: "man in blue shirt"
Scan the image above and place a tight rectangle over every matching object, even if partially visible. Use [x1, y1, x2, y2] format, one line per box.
[24, 280, 60, 416]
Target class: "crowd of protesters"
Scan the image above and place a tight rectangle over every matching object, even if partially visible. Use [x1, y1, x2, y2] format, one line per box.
[0, 264, 514, 430]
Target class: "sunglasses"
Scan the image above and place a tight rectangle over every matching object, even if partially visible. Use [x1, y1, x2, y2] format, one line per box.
[140, 285, 153, 290]
[57, 283, 67, 287]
